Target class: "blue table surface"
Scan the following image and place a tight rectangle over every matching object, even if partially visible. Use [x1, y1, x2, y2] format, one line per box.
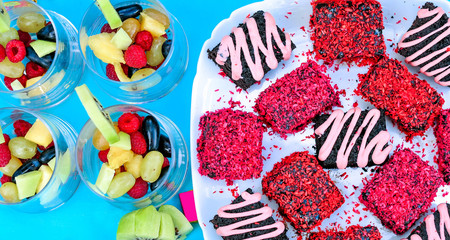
[0, 0, 259, 239]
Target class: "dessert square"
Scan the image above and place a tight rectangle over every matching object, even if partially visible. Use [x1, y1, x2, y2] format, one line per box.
[314, 107, 393, 169]
[211, 188, 288, 240]
[254, 60, 340, 137]
[359, 148, 444, 235]
[435, 109, 450, 183]
[356, 57, 444, 139]
[404, 203, 450, 240]
[207, 10, 295, 90]
[307, 225, 382, 240]
[310, 0, 386, 63]
[262, 151, 344, 232]
[197, 108, 264, 185]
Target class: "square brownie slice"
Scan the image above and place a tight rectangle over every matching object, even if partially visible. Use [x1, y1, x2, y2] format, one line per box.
[359, 148, 444, 235]
[262, 151, 344, 233]
[435, 109, 450, 183]
[403, 203, 450, 240]
[310, 0, 386, 63]
[254, 60, 340, 137]
[307, 225, 382, 240]
[197, 108, 264, 185]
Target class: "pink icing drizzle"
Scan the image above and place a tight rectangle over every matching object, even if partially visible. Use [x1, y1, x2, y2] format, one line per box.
[315, 107, 393, 169]
[398, 7, 450, 86]
[215, 12, 292, 81]
[403, 203, 450, 240]
[216, 191, 285, 240]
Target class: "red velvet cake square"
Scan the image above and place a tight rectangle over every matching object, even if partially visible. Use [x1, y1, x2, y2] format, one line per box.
[435, 109, 450, 183]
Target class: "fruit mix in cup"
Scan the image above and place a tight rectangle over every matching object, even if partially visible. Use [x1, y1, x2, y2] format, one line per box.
[76, 85, 171, 199]
[88, 0, 172, 82]
[0, 1, 57, 91]
[0, 118, 54, 203]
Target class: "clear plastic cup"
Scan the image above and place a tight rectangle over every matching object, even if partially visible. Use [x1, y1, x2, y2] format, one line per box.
[0, 0, 84, 109]
[75, 105, 188, 211]
[0, 108, 80, 213]
[79, 0, 188, 104]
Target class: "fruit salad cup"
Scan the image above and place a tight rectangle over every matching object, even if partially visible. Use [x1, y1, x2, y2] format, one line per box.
[0, 0, 84, 109]
[79, 0, 188, 103]
[76, 104, 188, 211]
[0, 108, 80, 213]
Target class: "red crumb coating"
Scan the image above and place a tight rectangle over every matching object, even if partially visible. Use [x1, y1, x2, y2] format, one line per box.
[307, 225, 382, 240]
[310, 0, 386, 64]
[262, 151, 344, 233]
[435, 109, 450, 184]
[197, 108, 264, 185]
[356, 57, 444, 139]
[359, 148, 444, 235]
[253, 60, 340, 137]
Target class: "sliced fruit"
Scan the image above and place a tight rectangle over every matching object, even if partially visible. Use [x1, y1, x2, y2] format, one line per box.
[158, 212, 176, 240]
[135, 205, 161, 239]
[131, 68, 155, 82]
[96, 0, 122, 29]
[147, 37, 166, 67]
[0, 28, 18, 47]
[11, 80, 24, 90]
[95, 162, 115, 194]
[0, 182, 19, 203]
[107, 146, 133, 169]
[113, 62, 131, 82]
[111, 28, 132, 50]
[17, 12, 45, 33]
[47, 157, 56, 171]
[140, 12, 165, 37]
[159, 205, 194, 238]
[11, 159, 41, 182]
[0, 1, 10, 33]
[110, 131, 131, 150]
[9, 137, 37, 159]
[116, 211, 137, 240]
[88, 33, 125, 64]
[124, 154, 142, 178]
[15, 170, 42, 200]
[75, 84, 120, 144]
[24, 119, 53, 148]
[58, 150, 72, 183]
[0, 126, 3, 144]
[140, 151, 164, 183]
[106, 172, 135, 198]
[26, 76, 42, 88]
[30, 40, 56, 58]
[93, 128, 110, 151]
[142, 8, 170, 30]
[36, 164, 52, 193]
[0, 57, 24, 78]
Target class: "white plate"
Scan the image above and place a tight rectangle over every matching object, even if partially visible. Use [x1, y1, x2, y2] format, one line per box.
[190, 0, 450, 239]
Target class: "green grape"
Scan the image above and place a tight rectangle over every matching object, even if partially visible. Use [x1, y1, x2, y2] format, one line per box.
[140, 151, 164, 183]
[0, 28, 19, 47]
[8, 137, 37, 160]
[17, 12, 46, 33]
[146, 37, 165, 67]
[106, 172, 135, 198]
[0, 58, 25, 78]
[0, 182, 20, 203]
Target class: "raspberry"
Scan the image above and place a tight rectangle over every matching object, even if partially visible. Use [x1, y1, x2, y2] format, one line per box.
[3, 134, 10, 144]
[101, 23, 117, 33]
[135, 31, 153, 51]
[0, 45, 5, 62]
[127, 177, 148, 199]
[105, 63, 128, 81]
[26, 62, 46, 78]
[3, 75, 27, 91]
[118, 113, 140, 134]
[13, 120, 32, 137]
[133, 113, 144, 127]
[98, 149, 109, 163]
[38, 141, 54, 151]
[0, 144, 11, 167]
[162, 157, 170, 169]
[131, 131, 147, 155]
[6, 40, 26, 63]
[18, 30, 32, 47]
[0, 175, 11, 184]
[124, 45, 147, 68]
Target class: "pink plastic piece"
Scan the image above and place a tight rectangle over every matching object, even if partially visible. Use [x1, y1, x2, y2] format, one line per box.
[179, 190, 198, 222]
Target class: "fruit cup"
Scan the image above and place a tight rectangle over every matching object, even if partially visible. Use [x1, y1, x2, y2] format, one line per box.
[79, 0, 188, 104]
[0, 108, 80, 213]
[0, 0, 84, 109]
[76, 104, 188, 211]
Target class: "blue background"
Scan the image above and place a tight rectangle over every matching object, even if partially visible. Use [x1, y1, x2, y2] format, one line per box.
[0, 0, 259, 239]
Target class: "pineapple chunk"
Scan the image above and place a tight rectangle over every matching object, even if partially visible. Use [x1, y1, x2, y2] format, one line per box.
[26, 76, 42, 88]
[88, 33, 125, 64]
[113, 62, 131, 82]
[140, 13, 166, 38]
[25, 119, 53, 147]
[107, 147, 134, 169]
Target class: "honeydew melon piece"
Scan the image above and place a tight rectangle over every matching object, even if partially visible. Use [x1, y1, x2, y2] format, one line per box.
[110, 132, 131, 150]
[47, 157, 56, 171]
[25, 119, 53, 148]
[111, 28, 132, 50]
[11, 80, 24, 91]
[15, 170, 42, 200]
[30, 40, 56, 58]
[95, 162, 115, 194]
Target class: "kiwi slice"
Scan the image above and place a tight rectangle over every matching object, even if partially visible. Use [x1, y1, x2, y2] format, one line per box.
[0, 1, 10, 33]
[159, 205, 193, 239]
[75, 84, 119, 144]
[96, 0, 122, 29]
[116, 211, 137, 240]
[158, 212, 175, 240]
[135, 205, 161, 239]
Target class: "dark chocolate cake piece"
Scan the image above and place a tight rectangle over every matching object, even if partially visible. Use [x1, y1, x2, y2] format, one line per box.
[398, 2, 450, 87]
[210, 188, 288, 240]
[314, 107, 393, 169]
[404, 203, 450, 240]
[208, 10, 295, 90]
[435, 109, 450, 183]
[307, 225, 382, 240]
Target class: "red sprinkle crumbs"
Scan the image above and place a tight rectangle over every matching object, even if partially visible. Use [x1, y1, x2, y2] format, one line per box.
[262, 151, 344, 232]
[310, 0, 386, 64]
[307, 225, 382, 240]
[359, 148, 444, 235]
[356, 57, 444, 140]
[434, 109, 450, 184]
[197, 108, 264, 185]
[253, 60, 340, 137]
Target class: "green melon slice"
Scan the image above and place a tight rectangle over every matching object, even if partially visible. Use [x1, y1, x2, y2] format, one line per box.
[0, 1, 10, 33]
